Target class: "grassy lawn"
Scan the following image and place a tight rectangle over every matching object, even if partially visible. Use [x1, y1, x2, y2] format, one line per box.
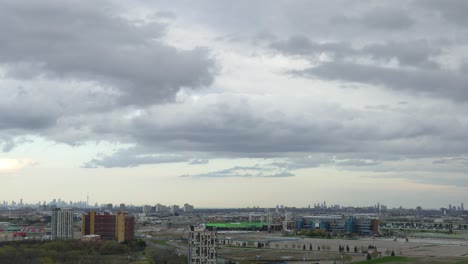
[354, 256, 412, 264]
[150, 239, 168, 245]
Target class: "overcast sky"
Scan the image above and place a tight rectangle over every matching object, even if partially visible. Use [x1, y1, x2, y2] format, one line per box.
[1, 0, 468, 208]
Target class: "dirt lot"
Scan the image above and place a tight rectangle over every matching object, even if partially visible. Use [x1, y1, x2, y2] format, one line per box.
[216, 232, 468, 263]
[146, 228, 468, 263]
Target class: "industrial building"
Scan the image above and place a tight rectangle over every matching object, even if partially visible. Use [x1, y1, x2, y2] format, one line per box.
[51, 208, 74, 240]
[188, 226, 218, 264]
[295, 214, 379, 236]
[81, 211, 135, 242]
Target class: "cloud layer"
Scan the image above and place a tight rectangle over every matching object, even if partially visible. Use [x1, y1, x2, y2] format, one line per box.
[1, 0, 468, 193]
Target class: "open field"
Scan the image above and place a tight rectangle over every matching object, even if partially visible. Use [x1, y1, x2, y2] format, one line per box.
[216, 232, 468, 263]
[146, 228, 468, 263]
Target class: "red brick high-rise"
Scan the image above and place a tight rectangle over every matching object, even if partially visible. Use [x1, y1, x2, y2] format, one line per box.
[81, 211, 134, 242]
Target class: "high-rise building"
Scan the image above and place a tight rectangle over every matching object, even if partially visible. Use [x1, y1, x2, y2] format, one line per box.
[183, 203, 194, 213]
[188, 226, 217, 264]
[81, 211, 134, 242]
[51, 208, 74, 240]
[170, 205, 179, 214]
[143, 205, 152, 215]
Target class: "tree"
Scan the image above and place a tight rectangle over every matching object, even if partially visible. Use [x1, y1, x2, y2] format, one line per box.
[318, 246, 320, 251]
[391, 250, 395, 256]
[303, 245, 306, 250]
[366, 253, 372, 260]
[309, 244, 312, 251]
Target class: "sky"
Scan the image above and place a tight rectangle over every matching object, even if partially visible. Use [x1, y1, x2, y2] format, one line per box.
[1, 0, 468, 208]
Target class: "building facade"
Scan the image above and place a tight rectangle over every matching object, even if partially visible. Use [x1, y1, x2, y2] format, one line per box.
[51, 208, 74, 240]
[295, 214, 379, 236]
[81, 211, 134, 242]
[188, 226, 217, 264]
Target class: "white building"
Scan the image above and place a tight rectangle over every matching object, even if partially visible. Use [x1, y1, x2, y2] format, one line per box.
[183, 203, 194, 213]
[51, 208, 74, 240]
[188, 226, 217, 264]
[170, 205, 179, 214]
[155, 203, 168, 212]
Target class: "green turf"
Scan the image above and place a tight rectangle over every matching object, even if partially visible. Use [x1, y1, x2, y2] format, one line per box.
[206, 222, 266, 229]
[150, 239, 168, 245]
[353, 256, 412, 264]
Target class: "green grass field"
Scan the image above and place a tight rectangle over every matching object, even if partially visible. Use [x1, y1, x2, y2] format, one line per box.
[354, 256, 412, 264]
[353, 256, 468, 264]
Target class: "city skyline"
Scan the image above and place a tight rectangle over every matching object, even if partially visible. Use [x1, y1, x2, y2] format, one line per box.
[0, 197, 465, 211]
[1, 1, 468, 207]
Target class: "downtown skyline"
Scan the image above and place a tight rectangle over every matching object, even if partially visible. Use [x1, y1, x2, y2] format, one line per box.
[1, 1, 468, 208]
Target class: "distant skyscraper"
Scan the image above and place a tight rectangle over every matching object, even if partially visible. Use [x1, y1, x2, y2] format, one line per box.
[171, 205, 179, 214]
[183, 203, 194, 213]
[51, 208, 74, 240]
[462, 203, 465, 211]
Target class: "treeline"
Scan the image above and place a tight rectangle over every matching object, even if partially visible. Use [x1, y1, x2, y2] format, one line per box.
[144, 247, 186, 264]
[298, 229, 328, 237]
[0, 239, 146, 264]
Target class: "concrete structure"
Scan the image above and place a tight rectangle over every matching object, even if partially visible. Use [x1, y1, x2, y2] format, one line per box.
[295, 214, 379, 236]
[51, 208, 74, 240]
[155, 203, 168, 212]
[142, 205, 152, 215]
[170, 205, 179, 214]
[188, 226, 217, 264]
[81, 211, 134, 242]
[184, 203, 194, 213]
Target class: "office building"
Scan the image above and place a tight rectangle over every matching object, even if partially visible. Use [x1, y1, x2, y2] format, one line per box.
[188, 226, 217, 264]
[51, 208, 74, 240]
[81, 211, 134, 242]
[184, 203, 194, 213]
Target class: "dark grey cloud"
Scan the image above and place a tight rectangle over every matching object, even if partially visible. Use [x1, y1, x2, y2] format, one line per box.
[180, 165, 295, 178]
[414, 0, 468, 26]
[71, 91, 468, 169]
[0, 0, 215, 105]
[188, 159, 209, 165]
[270, 36, 441, 68]
[335, 159, 381, 167]
[270, 36, 353, 57]
[0, 137, 32, 152]
[268, 156, 333, 170]
[152, 1, 425, 41]
[361, 40, 441, 68]
[1, 0, 467, 178]
[83, 148, 190, 168]
[331, 7, 415, 30]
[295, 62, 468, 101]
